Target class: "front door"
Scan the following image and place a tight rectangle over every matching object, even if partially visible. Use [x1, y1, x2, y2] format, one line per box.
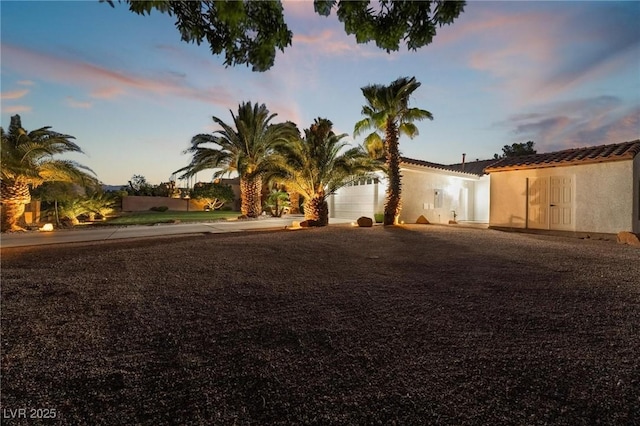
[527, 176, 574, 230]
[549, 176, 574, 230]
[527, 177, 548, 229]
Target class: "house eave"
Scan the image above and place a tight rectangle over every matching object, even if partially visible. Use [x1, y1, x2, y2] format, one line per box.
[400, 157, 486, 177]
[400, 162, 483, 179]
[485, 154, 635, 173]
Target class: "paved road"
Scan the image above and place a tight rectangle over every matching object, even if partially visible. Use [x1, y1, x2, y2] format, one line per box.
[0, 217, 354, 248]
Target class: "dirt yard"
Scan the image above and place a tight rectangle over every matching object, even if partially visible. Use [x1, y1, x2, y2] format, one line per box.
[1, 225, 639, 425]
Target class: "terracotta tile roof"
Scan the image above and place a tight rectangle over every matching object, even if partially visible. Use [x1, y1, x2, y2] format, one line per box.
[401, 157, 492, 177]
[448, 159, 499, 175]
[485, 140, 640, 172]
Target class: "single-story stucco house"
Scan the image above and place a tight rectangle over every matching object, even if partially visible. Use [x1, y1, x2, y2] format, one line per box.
[329, 140, 640, 235]
[485, 140, 640, 234]
[329, 157, 494, 224]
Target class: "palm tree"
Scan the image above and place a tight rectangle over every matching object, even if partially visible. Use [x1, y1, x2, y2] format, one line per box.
[272, 118, 380, 226]
[45, 197, 89, 226]
[263, 184, 290, 217]
[1, 115, 95, 232]
[33, 181, 89, 226]
[83, 188, 118, 220]
[176, 102, 298, 218]
[354, 76, 433, 225]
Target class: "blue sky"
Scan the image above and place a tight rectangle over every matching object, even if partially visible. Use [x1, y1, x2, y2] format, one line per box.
[2, 1, 639, 186]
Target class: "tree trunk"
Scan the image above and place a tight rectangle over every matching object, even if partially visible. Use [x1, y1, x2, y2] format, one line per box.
[0, 180, 31, 232]
[240, 175, 262, 218]
[288, 191, 300, 214]
[54, 200, 61, 228]
[304, 196, 329, 226]
[384, 119, 402, 225]
[0, 201, 28, 232]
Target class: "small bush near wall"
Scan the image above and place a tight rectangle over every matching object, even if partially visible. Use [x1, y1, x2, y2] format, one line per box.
[150, 206, 169, 212]
[374, 213, 384, 223]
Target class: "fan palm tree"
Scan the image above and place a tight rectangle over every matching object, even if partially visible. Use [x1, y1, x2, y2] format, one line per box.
[45, 197, 89, 226]
[354, 76, 433, 225]
[1, 115, 95, 232]
[33, 181, 91, 226]
[176, 102, 298, 218]
[272, 118, 380, 226]
[83, 188, 118, 220]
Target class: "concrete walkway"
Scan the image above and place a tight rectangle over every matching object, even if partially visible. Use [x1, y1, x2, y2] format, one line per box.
[0, 217, 354, 248]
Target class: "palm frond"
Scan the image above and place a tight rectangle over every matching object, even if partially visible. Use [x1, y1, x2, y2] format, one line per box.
[1, 115, 93, 188]
[353, 118, 374, 138]
[402, 107, 433, 123]
[273, 117, 382, 202]
[36, 159, 96, 188]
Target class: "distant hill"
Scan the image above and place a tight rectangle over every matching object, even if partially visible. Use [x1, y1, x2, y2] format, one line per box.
[102, 184, 126, 192]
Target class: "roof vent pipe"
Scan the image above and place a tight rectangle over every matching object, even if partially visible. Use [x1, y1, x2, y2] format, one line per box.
[462, 153, 466, 170]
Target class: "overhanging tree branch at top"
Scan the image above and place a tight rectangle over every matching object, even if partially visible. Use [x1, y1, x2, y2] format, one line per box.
[103, 0, 466, 72]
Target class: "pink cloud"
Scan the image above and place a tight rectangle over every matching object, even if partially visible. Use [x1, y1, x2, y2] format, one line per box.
[1, 89, 29, 100]
[293, 29, 332, 45]
[540, 52, 638, 102]
[201, 101, 303, 135]
[435, 11, 561, 50]
[602, 108, 640, 143]
[455, 12, 562, 103]
[90, 87, 124, 100]
[438, 4, 640, 106]
[268, 25, 388, 100]
[282, 0, 317, 20]
[2, 105, 32, 114]
[269, 100, 303, 127]
[291, 27, 389, 59]
[1, 43, 235, 107]
[292, 29, 359, 56]
[500, 96, 639, 151]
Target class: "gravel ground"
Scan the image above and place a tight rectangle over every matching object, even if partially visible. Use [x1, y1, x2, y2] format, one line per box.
[1, 224, 639, 425]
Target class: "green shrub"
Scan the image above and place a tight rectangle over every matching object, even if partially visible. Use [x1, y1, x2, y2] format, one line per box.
[150, 206, 169, 212]
[190, 182, 235, 210]
[374, 213, 384, 223]
[264, 189, 290, 217]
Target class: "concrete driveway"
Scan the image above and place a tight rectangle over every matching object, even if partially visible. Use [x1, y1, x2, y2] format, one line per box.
[0, 217, 354, 248]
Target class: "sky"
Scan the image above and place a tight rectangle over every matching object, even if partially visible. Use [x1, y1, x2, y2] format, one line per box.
[1, 1, 639, 186]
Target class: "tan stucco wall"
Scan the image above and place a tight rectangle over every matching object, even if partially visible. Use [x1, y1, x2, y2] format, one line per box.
[489, 160, 635, 233]
[489, 171, 530, 229]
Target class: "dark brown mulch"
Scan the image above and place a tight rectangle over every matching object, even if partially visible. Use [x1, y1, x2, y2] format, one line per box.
[1, 225, 639, 425]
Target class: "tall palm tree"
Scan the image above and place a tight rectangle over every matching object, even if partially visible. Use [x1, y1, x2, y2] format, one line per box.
[1, 115, 95, 232]
[354, 76, 433, 225]
[176, 102, 298, 218]
[272, 118, 380, 226]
